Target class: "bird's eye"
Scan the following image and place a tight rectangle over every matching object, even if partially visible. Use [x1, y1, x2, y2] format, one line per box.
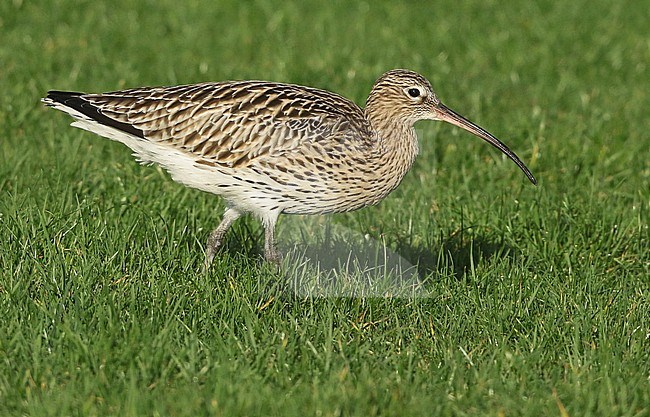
[407, 88, 420, 98]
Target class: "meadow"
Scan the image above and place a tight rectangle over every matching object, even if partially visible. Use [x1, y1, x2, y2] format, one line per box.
[0, 0, 648, 415]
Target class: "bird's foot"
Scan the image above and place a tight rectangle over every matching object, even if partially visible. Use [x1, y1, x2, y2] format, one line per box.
[203, 249, 218, 273]
[203, 237, 223, 272]
[264, 246, 283, 265]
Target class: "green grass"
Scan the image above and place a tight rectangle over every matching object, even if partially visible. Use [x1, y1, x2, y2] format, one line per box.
[1, 0, 648, 415]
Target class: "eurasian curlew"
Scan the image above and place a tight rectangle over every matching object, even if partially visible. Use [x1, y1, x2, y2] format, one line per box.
[43, 69, 537, 267]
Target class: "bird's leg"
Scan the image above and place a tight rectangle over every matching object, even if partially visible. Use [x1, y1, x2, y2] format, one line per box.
[262, 211, 282, 264]
[204, 207, 242, 269]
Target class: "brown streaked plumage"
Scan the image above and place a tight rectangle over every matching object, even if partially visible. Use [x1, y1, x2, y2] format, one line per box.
[42, 69, 537, 266]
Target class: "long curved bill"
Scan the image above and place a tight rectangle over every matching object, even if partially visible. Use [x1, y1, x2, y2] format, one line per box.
[435, 102, 537, 185]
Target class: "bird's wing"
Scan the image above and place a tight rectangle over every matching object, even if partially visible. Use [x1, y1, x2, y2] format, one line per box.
[53, 81, 372, 168]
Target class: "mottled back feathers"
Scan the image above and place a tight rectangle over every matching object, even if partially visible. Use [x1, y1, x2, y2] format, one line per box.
[51, 81, 375, 169]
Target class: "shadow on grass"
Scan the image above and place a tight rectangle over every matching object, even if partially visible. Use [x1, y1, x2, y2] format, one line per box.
[395, 229, 516, 280]
[269, 219, 517, 298]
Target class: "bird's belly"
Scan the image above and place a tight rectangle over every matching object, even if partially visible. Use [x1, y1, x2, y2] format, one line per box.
[188, 161, 400, 216]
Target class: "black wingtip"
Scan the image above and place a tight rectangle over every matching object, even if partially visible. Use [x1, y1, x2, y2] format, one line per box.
[43, 90, 85, 106]
[46, 90, 84, 100]
[43, 90, 145, 139]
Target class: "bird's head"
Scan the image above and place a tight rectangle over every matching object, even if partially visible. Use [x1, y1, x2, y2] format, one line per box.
[366, 69, 537, 185]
